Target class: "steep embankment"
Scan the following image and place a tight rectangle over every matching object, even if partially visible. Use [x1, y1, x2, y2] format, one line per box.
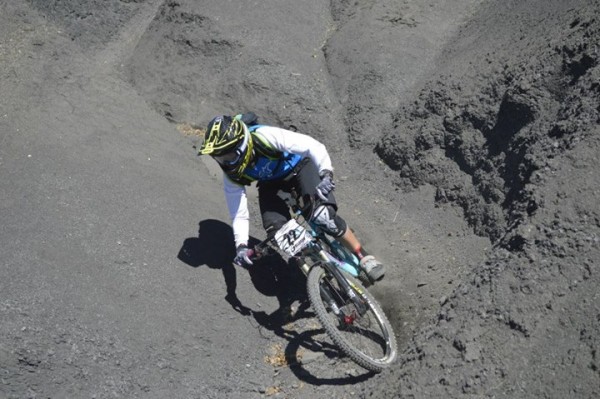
[124, 0, 492, 351]
[365, 1, 600, 397]
[2, 0, 598, 398]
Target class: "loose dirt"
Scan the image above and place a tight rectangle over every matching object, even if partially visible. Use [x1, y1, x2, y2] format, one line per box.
[1, 1, 598, 398]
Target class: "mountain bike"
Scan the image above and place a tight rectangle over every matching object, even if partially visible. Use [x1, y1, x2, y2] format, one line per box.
[249, 193, 397, 373]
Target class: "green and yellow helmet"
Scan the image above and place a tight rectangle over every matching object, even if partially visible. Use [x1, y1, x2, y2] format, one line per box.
[199, 115, 254, 175]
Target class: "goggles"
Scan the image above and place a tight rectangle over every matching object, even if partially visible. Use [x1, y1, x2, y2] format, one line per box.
[213, 150, 242, 166]
[211, 128, 249, 166]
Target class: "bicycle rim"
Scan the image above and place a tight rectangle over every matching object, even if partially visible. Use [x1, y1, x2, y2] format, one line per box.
[307, 265, 397, 372]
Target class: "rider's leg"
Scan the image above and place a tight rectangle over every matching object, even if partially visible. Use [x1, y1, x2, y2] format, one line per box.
[337, 227, 361, 254]
[257, 181, 290, 235]
[292, 160, 385, 281]
[334, 218, 386, 282]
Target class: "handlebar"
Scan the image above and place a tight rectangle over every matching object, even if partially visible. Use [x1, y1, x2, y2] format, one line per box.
[243, 193, 327, 264]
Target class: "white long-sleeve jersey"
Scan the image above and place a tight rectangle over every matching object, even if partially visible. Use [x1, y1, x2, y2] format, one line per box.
[223, 126, 333, 247]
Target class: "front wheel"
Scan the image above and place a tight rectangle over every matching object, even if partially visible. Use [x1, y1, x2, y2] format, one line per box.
[306, 264, 397, 372]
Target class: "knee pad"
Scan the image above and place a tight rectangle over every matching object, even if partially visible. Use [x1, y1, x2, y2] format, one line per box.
[310, 205, 347, 237]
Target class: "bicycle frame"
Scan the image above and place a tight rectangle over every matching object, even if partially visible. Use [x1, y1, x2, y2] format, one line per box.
[286, 190, 362, 277]
[254, 213, 368, 316]
[311, 247, 368, 315]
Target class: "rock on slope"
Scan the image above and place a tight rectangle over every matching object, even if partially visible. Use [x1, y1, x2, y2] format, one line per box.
[365, 0, 600, 397]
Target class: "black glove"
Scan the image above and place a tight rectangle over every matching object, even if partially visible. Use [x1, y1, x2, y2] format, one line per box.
[233, 244, 253, 267]
[316, 170, 335, 201]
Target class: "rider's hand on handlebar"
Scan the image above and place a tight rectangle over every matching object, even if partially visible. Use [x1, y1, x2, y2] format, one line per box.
[316, 170, 335, 201]
[234, 244, 254, 268]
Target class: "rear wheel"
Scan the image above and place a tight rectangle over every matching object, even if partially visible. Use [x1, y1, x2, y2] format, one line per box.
[306, 264, 397, 372]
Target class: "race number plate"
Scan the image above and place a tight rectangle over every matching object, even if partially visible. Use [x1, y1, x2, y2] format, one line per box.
[274, 219, 312, 256]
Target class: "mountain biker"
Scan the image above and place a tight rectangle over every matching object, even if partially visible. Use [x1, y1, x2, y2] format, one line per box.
[198, 113, 385, 282]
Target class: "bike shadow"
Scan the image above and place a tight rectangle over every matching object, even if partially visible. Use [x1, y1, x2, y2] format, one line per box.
[177, 219, 375, 384]
[252, 297, 376, 385]
[248, 258, 376, 385]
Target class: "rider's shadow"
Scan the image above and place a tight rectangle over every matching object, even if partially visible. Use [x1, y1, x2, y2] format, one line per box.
[177, 219, 247, 314]
[177, 219, 305, 316]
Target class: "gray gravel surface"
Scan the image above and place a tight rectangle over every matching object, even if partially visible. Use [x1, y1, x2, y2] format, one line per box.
[1, 1, 598, 398]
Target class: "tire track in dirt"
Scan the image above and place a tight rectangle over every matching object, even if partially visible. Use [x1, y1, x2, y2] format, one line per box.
[93, 0, 164, 76]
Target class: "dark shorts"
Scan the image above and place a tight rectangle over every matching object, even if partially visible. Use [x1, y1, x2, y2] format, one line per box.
[257, 159, 337, 234]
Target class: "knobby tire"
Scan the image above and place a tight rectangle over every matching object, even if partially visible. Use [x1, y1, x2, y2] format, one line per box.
[306, 264, 397, 372]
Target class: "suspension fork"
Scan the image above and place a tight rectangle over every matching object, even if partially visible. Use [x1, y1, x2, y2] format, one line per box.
[319, 277, 342, 315]
[318, 250, 368, 315]
[295, 255, 341, 315]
